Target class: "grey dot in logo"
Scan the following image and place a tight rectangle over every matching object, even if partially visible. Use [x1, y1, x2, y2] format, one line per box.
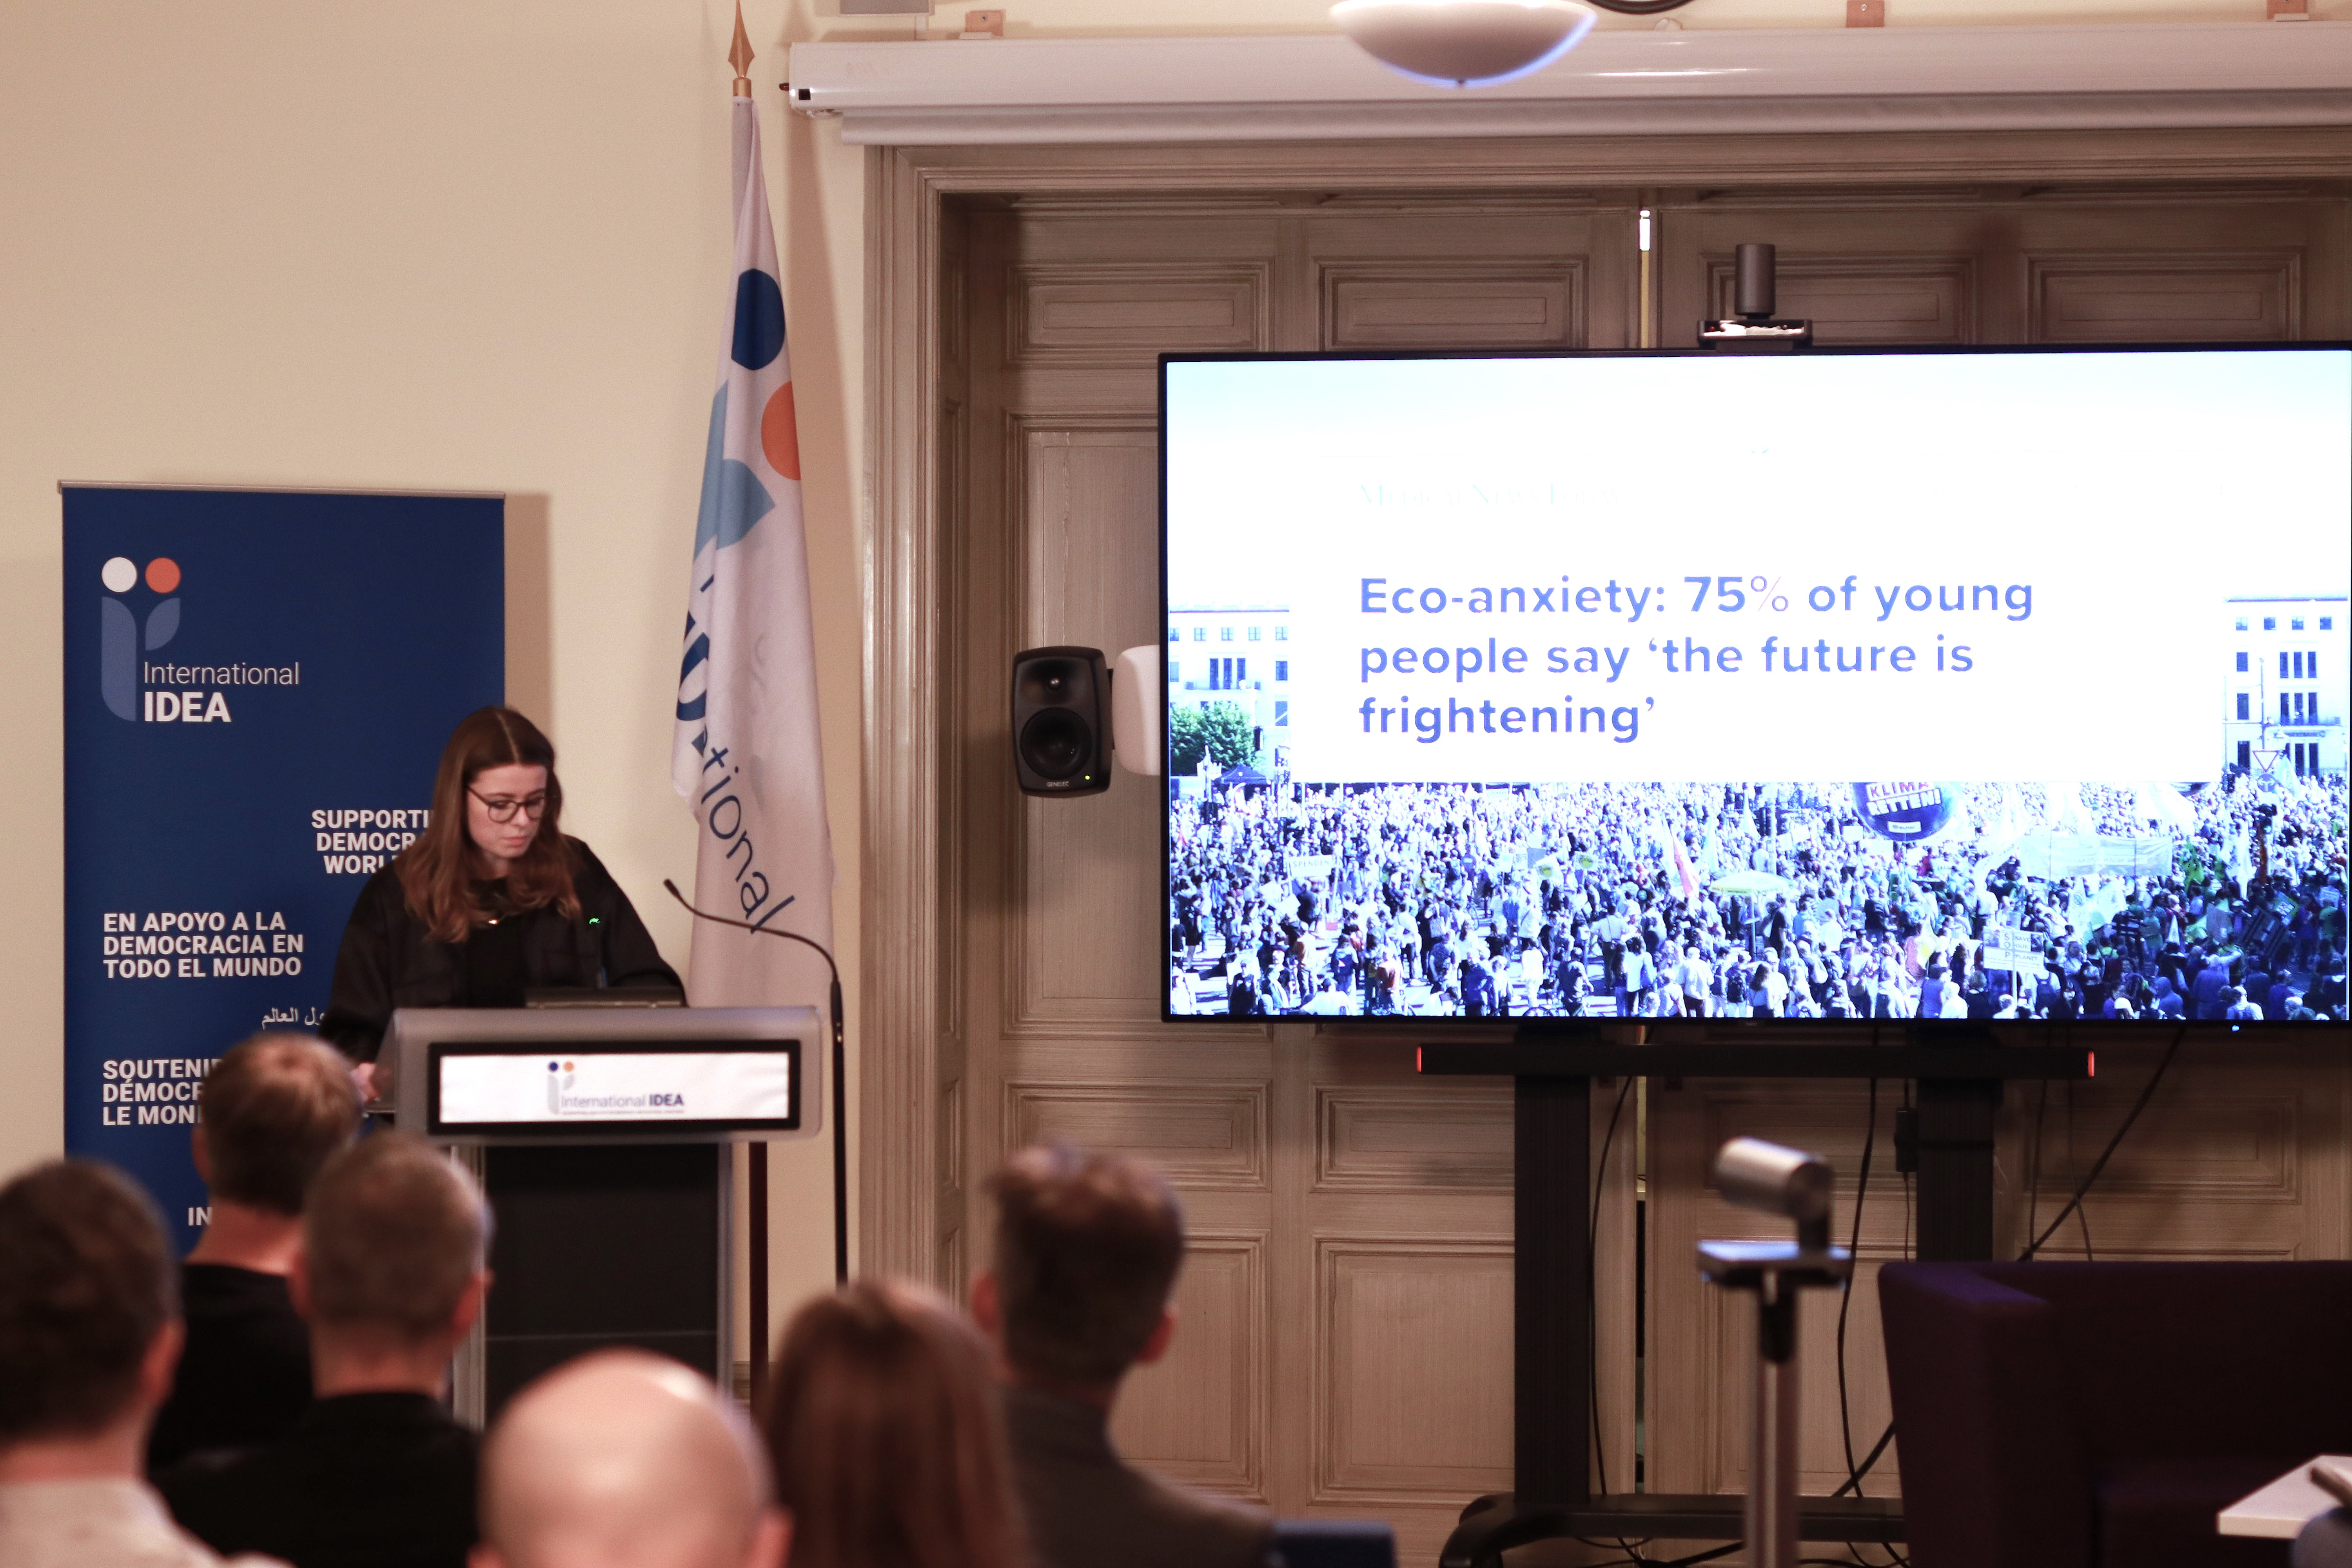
[101, 557, 136, 593]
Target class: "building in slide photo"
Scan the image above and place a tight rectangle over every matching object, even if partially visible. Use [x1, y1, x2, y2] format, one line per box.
[2224, 596, 2347, 780]
[1168, 603, 1292, 752]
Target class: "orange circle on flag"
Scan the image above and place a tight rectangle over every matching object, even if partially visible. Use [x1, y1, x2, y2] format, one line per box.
[145, 558, 181, 593]
[761, 382, 802, 483]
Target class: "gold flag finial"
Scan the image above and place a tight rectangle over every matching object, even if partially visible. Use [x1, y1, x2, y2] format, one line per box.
[729, 3, 755, 98]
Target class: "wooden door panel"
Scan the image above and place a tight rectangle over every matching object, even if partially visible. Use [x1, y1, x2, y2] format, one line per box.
[1004, 1079, 1270, 1191]
[2027, 251, 2300, 341]
[1322, 262, 1585, 350]
[1010, 260, 1273, 365]
[1114, 1232, 1270, 1495]
[1312, 1239, 1517, 1501]
[1009, 424, 1162, 1029]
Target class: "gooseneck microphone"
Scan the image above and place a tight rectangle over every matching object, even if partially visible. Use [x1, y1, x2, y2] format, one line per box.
[663, 880, 848, 1296]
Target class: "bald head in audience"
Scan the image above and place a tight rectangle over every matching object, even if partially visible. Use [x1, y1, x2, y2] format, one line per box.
[474, 1350, 787, 1568]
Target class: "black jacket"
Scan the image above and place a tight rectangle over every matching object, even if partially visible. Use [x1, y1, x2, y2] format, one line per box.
[320, 838, 679, 1063]
[159, 1391, 476, 1568]
[147, 1263, 312, 1471]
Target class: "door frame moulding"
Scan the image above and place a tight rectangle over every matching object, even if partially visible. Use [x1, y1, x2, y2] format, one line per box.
[856, 125, 2352, 1280]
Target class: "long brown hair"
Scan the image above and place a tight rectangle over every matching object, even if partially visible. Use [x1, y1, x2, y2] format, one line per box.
[395, 706, 579, 943]
[762, 1281, 1023, 1568]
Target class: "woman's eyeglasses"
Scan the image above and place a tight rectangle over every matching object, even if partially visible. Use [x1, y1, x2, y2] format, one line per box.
[469, 789, 550, 824]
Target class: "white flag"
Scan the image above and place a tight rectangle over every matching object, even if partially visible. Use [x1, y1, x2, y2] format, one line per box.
[671, 97, 833, 1008]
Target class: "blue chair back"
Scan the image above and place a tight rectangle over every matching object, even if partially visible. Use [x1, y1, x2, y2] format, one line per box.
[1272, 1519, 1397, 1568]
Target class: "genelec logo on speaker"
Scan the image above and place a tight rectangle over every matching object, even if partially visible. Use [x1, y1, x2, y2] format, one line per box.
[95, 554, 301, 724]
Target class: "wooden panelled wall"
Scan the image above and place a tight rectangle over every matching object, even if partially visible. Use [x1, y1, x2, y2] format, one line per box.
[889, 160, 2352, 1566]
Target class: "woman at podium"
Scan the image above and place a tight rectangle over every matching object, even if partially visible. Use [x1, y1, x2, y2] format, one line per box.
[322, 706, 679, 1092]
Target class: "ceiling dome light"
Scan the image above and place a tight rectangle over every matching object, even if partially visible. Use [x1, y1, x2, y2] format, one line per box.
[1331, 0, 1599, 89]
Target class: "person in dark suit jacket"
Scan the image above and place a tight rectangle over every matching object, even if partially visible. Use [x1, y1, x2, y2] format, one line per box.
[159, 1131, 489, 1568]
[149, 1033, 359, 1470]
[973, 1145, 1273, 1568]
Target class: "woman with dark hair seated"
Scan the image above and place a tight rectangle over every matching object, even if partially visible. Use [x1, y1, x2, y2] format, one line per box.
[321, 706, 678, 1094]
[762, 1280, 1024, 1568]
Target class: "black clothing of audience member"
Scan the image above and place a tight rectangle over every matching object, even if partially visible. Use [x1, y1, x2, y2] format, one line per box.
[321, 844, 676, 1063]
[157, 1392, 476, 1568]
[150, 1033, 361, 1473]
[160, 1129, 490, 1568]
[145, 1264, 310, 1470]
[1003, 1384, 1270, 1568]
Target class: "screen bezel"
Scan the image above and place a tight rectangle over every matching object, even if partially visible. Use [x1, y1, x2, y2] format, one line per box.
[1156, 340, 2352, 1032]
[425, 1036, 804, 1138]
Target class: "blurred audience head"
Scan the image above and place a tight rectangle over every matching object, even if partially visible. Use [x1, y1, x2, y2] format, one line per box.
[477, 1350, 784, 1568]
[976, 1143, 1184, 1395]
[0, 1160, 180, 1466]
[198, 1033, 361, 1215]
[763, 1280, 1020, 1568]
[296, 1129, 489, 1362]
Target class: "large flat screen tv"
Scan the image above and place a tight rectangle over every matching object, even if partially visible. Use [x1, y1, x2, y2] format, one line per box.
[1160, 345, 2350, 1027]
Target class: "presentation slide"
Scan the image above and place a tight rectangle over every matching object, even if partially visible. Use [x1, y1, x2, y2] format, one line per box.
[437, 1050, 795, 1128]
[1163, 349, 2350, 1024]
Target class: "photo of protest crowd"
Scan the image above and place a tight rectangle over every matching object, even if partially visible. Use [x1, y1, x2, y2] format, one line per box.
[1168, 773, 2349, 1024]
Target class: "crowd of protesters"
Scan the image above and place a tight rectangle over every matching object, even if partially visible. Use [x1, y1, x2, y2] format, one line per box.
[1169, 772, 2349, 1024]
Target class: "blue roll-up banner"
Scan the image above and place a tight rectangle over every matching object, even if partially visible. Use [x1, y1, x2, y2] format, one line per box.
[63, 486, 503, 1251]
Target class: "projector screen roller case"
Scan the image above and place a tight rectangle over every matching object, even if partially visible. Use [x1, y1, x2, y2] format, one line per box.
[1160, 347, 2351, 1026]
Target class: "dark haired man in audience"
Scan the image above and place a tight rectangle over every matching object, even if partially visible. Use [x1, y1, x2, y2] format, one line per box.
[160, 1130, 488, 1568]
[973, 1143, 1273, 1568]
[151, 1034, 361, 1468]
[0, 1160, 278, 1567]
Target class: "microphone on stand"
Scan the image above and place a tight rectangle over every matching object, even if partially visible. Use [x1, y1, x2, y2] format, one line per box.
[663, 879, 849, 1403]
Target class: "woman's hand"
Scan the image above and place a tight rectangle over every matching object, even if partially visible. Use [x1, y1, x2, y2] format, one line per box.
[350, 1059, 382, 1102]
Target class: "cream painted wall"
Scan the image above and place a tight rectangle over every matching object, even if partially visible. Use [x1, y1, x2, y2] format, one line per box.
[0, 0, 860, 1331]
[2, 0, 2337, 1341]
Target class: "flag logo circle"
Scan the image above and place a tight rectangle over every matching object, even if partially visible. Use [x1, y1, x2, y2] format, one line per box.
[145, 558, 182, 593]
[101, 557, 136, 592]
[761, 382, 801, 482]
[731, 270, 786, 370]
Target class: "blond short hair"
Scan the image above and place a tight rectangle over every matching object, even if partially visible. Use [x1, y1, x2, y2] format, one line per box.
[200, 1034, 360, 1215]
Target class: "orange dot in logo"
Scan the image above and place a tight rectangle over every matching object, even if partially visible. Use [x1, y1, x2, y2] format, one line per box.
[760, 381, 801, 482]
[145, 558, 181, 593]
[563, 1061, 574, 1072]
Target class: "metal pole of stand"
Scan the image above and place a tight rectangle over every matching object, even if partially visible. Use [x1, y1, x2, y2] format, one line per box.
[1703, 1138, 1851, 1568]
[1748, 1281, 1803, 1568]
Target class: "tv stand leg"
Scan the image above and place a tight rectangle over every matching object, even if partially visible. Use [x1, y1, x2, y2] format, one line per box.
[1514, 1069, 1592, 1502]
[1913, 1076, 2000, 1261]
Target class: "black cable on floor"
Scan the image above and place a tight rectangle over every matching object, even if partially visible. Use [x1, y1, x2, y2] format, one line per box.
[1834, 1077, 1878, 1495]
[1590, 1075, 1634, 1497]
[1832, 1421, 1898, 1499]
[2024, 1078, 2049, 1250]
[2020, 1023, 2185, 1260]
[1586, 1076, 1651, 1563]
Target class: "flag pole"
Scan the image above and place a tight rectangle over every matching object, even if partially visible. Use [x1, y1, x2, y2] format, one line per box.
[729, 0, 771, 1417]
[730, 2, 756, 98]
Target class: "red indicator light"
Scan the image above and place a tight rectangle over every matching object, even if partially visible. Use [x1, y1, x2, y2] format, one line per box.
[2087, 1051, 2096, 1079]
[1415, 1046, 1423, 1073]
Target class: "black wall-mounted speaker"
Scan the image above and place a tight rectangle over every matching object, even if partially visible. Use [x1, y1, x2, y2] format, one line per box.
[1011, 646, 1111, 797]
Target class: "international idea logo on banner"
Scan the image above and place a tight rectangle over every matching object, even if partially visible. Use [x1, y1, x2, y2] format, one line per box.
[670, 94, 835, 1011]
[63, 486, 503, 1250]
